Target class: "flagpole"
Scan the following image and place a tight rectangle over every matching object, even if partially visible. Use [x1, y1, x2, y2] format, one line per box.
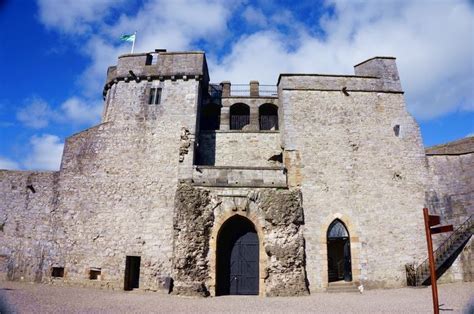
[131, 31, 137, 54]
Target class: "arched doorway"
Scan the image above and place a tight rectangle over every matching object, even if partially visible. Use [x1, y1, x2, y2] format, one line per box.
[216, 215, 259, 295]
[327, 219, 352, 282]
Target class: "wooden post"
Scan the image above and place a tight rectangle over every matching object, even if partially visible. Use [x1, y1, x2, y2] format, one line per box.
[423, 207, 439, 314]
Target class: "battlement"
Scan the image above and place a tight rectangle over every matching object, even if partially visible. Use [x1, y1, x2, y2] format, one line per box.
[103, 50, 209, 97]
[278, 56, 402, 93]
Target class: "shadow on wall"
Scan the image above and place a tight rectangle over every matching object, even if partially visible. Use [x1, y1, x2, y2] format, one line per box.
[196, 132, 216, 166]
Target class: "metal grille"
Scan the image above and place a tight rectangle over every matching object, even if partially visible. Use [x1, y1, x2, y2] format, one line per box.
[259, 115, 278, 130]
[259, 85, 278, 96]
[230, 84, 250, 96]
[230, 115, 250, 130]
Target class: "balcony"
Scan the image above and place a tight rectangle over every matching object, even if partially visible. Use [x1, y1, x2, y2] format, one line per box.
[216, 81, 277, 97]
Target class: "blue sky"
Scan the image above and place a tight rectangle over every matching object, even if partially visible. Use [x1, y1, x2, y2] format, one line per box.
[0, 0, 473, 170]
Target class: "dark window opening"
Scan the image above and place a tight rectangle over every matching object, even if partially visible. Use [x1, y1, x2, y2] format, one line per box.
[259, 104, 278, 130]
[200, 103, 221, 130]
[149, 88, 162, 105]
[26, 184, 36, 193]
[393, 124, 400, 137]
[124, 256, 141, 291]
[51, 267, 64, 278]
[145, 53, 159, 65]
[89, 268, 101, 280]
[230, 103, 250, 130]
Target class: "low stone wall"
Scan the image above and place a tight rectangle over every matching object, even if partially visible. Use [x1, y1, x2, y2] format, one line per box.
[193, 166, 286, 188]
[197, 131, 281, 167]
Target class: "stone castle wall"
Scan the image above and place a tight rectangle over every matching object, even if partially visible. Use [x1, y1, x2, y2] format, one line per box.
[53, 75, 202, 291]
[197, 131, 281, 167]
[0, 171, 60, 282]
[279, 58, 429, 290]
[425, 138, 473, 225]
[425, 137, 473, 282]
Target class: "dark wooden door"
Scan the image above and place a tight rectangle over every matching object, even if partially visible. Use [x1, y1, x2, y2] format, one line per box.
[328, 238, 352, 282]
[343, 240, 352, 281]
[229, 231, 259, 295]
[124, 256, 141, 291]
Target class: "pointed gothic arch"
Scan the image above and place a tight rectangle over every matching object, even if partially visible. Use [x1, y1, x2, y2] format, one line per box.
[327, 219, 352, 282]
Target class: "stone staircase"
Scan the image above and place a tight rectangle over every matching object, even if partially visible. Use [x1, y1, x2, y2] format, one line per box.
[326, 281, 360, 293]
[409, 214, 473, 286]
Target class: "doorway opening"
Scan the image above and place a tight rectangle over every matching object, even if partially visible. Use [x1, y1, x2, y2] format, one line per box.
[124, 256, 141, 290]
[216, 215, 259, 295]
[327, 219, 352, 282]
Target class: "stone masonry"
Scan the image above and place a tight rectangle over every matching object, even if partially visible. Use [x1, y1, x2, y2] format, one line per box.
[0, 50, 472, 296]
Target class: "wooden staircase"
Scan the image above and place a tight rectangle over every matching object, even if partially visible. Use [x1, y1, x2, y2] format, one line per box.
[408, 214, 473, 286]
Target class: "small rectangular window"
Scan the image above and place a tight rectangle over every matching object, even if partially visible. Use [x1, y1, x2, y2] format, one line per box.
[145, 53, 158, 65]
[148, 88, 162, 105]
[89, 267, 101, 280]
[51, 267, 64, 278]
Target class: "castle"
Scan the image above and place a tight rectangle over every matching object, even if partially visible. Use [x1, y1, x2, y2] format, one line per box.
[0, 50, 472, 296]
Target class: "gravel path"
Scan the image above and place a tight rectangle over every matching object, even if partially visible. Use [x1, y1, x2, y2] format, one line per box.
[0, 281, 473, 313]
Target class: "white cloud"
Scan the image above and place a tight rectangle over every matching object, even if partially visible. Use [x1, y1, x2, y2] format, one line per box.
[242, 6, 268, 28]
[210, 0, 474, 120]
[0, 157, 20, 170]
[23, 134, 64, 171]
[16, 98, 56, 128]
[36, 0, 474, 121]
[60, 97, 102, 125]
[37, 0, 126, 34]
[37, 0, 237, 96]
[16, 97, 101, 128]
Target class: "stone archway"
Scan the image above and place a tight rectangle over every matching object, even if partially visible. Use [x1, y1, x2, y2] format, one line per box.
[327, 219, 352, 282]
[320, 213, 361, 289]
[215, 215, 259, 295]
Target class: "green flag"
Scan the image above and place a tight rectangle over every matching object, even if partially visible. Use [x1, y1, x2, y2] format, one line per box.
[120, 34, 136, 42]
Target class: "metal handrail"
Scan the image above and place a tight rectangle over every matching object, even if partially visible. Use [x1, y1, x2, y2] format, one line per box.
[227, 84, 278, 96]
[415, 214, 473, 285]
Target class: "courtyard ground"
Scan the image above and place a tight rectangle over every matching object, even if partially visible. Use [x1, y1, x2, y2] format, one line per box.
[0, 281, 473, 313]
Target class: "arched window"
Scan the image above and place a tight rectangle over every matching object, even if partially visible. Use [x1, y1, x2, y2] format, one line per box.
[327, 220, 349, 238]
[229, 103, 250, 130]
[259, 104, 278, 130]
[200, 103, 221, 130]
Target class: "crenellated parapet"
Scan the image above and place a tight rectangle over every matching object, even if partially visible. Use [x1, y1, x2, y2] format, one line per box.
[278, 56, 402, 93]
[103, 51, 209, 98]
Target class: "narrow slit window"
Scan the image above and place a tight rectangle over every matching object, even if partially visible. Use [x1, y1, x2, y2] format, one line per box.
[393, 124, 400, 137]
[145, 53, 158, 65]
[148, 88, 162, 105]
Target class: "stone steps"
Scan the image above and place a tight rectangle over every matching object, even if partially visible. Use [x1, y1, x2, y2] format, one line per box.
[326, 281, 360, 293]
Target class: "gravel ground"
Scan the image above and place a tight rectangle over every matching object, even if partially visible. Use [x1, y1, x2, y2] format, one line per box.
[0, 281, 473, 314]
